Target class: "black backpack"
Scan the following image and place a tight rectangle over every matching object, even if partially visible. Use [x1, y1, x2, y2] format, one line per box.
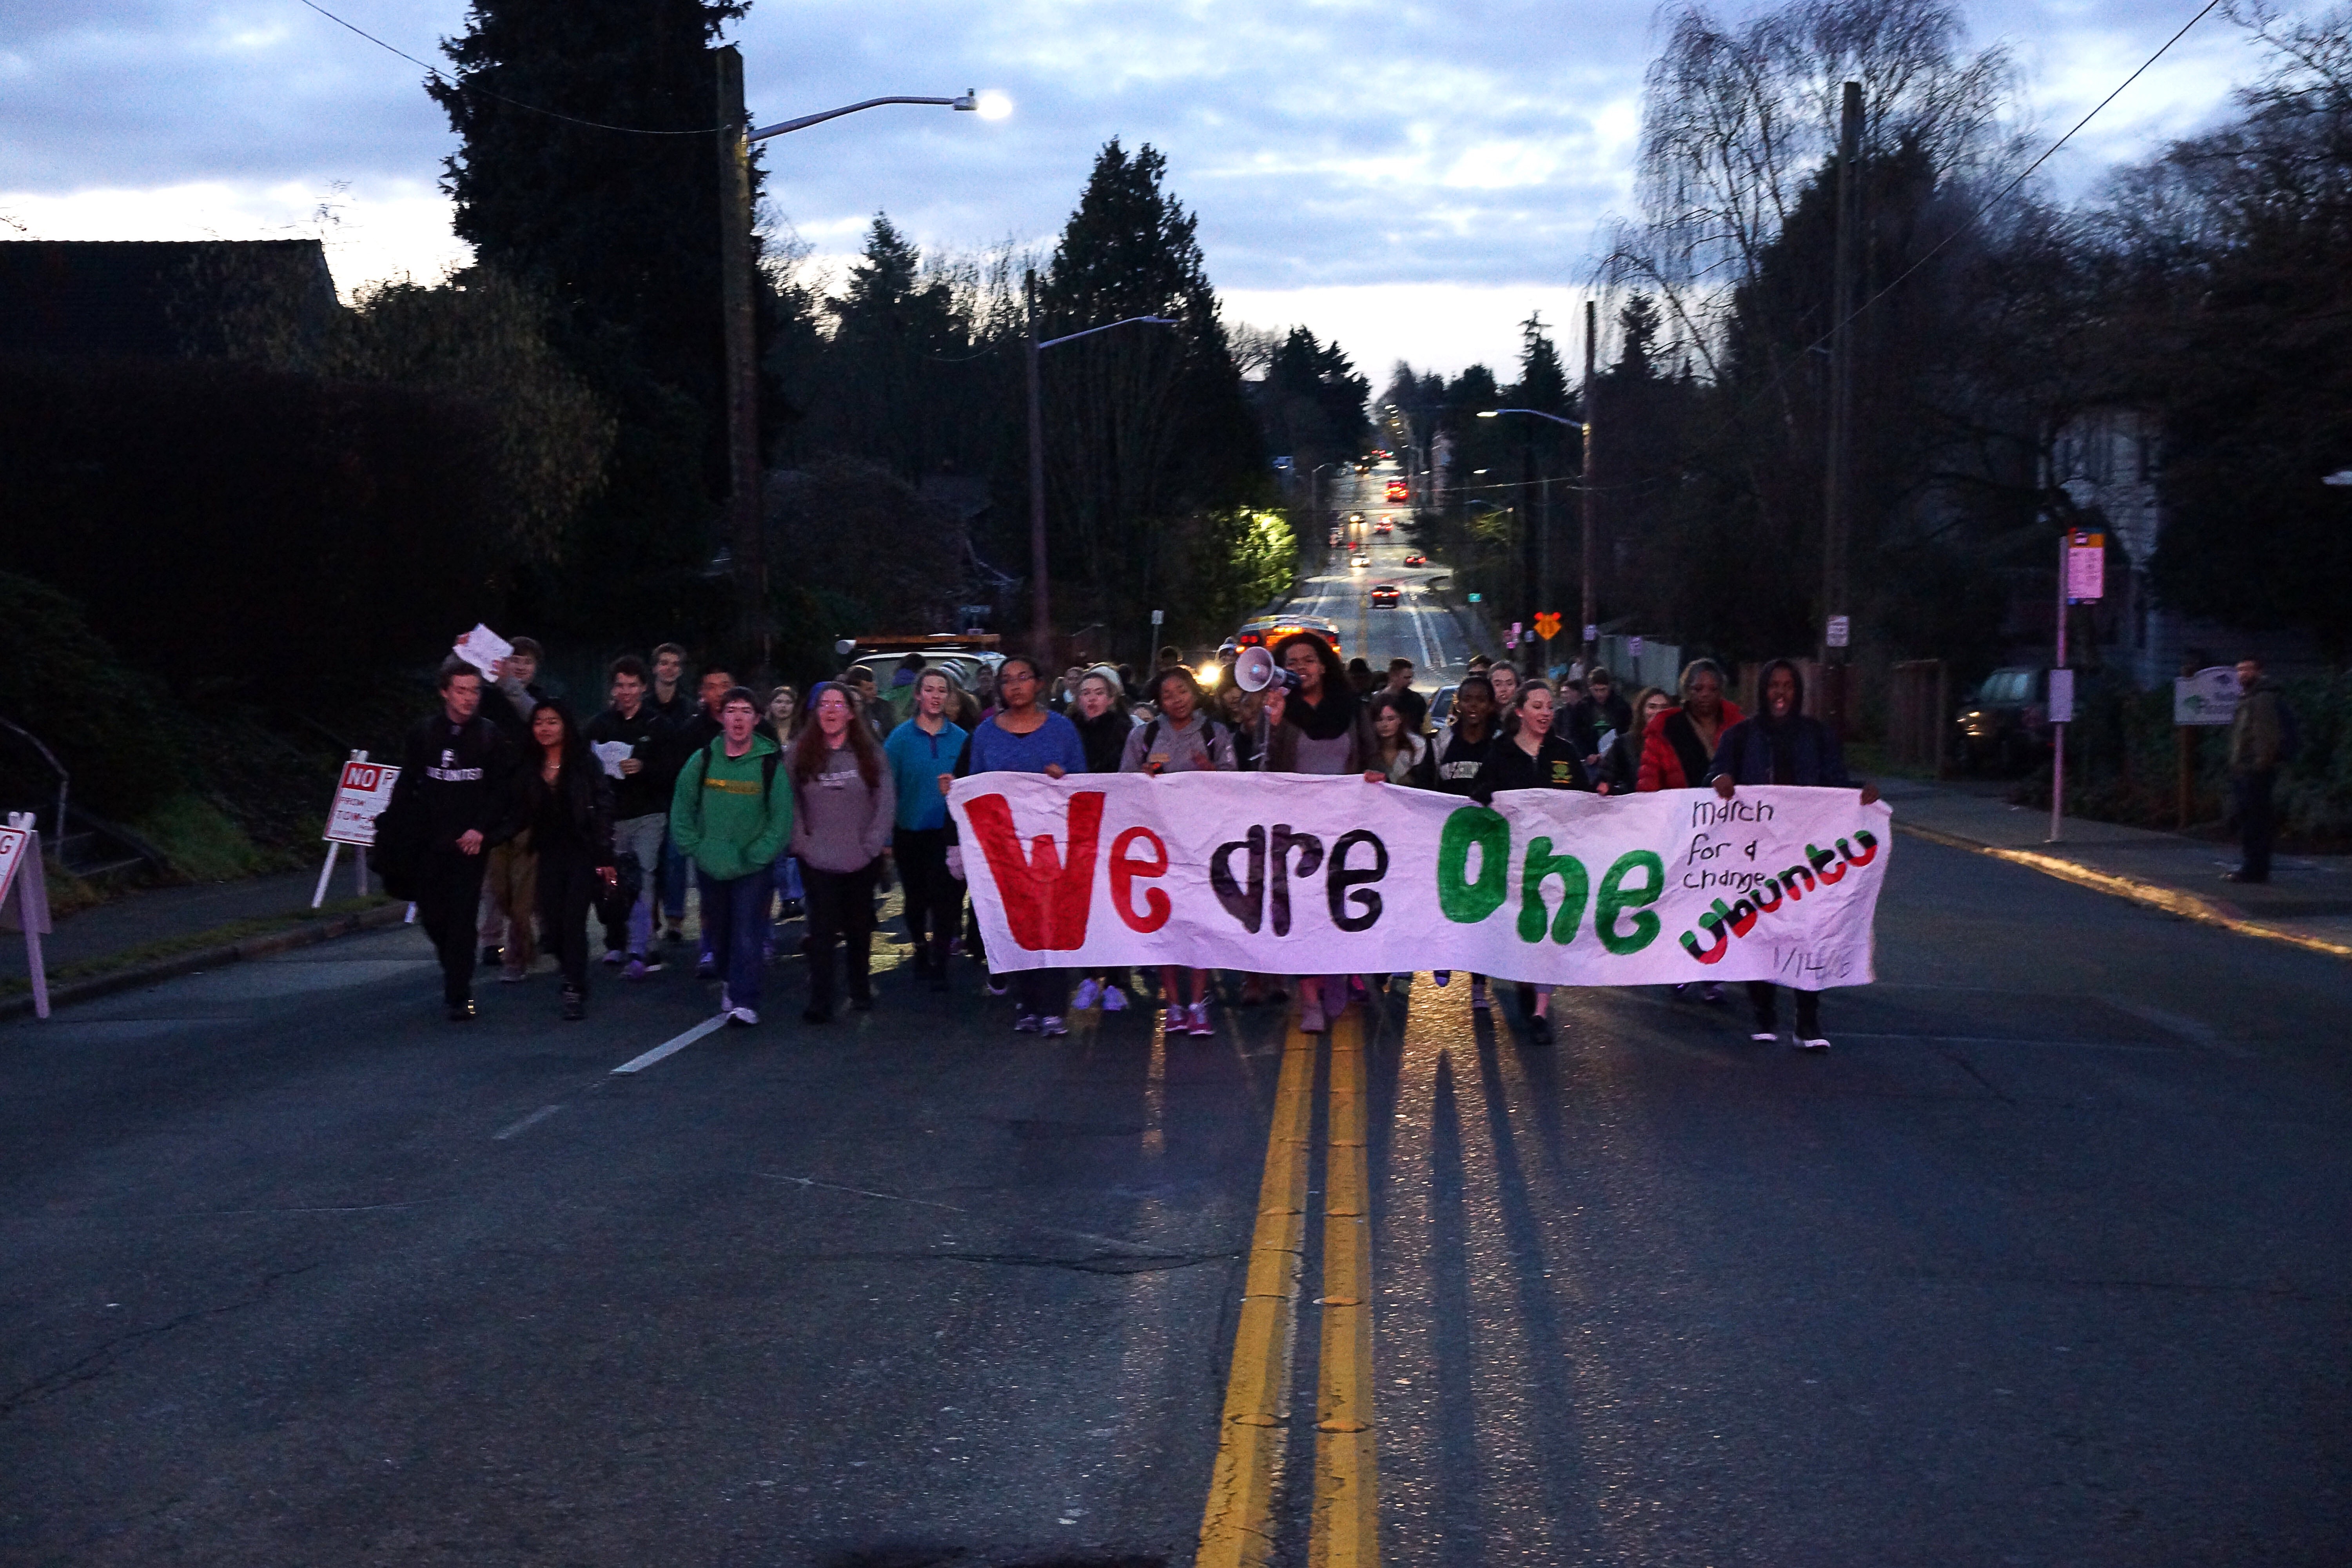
[690, 740, 784, 822]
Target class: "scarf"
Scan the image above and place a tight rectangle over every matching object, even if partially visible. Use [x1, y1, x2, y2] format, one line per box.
[1286, 679, 1359, 741]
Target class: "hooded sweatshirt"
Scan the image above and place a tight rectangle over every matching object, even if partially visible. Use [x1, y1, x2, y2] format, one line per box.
[1708, 661, 1852, 788]
[666, 731, 792, 882]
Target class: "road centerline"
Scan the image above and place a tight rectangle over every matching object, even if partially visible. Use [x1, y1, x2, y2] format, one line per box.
[610, 1014, 729, 1075]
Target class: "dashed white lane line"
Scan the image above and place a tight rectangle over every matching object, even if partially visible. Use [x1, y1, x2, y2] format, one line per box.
[493, 1103, 565, 1140]
[610, 1014, 730, 1075]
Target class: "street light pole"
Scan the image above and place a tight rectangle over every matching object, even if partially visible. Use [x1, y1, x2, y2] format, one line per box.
[1582, 298, 1598, 668]
[1479, 407, 1587, 667]
[717, 68, 1000, 675]
[1022, 295, 1178, 661]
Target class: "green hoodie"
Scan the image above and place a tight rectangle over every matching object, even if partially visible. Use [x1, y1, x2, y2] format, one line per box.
[667, 732, 792, 882]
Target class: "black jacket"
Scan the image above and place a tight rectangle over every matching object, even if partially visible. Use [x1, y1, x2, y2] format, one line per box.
[515, 748, 617, 868]
[1566, 691, 1631, 759]
[395, 713, 517, 852]
[584, 702, 673, 820]
[1071, 709, 1131, 775]
[1432, 727, 1497, 796]
[1472, 730, 1595, 801]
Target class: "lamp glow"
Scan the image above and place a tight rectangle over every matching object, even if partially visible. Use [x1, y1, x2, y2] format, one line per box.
[976, 91, 1013, 120]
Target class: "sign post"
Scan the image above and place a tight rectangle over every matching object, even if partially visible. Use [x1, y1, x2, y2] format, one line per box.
[0, 813, 52, 1019]
[316, 751, 399, 909]
[2050, 528, 2105, 843]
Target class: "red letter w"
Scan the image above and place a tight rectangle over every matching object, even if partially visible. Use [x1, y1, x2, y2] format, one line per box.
[963, 791, 1104, 951]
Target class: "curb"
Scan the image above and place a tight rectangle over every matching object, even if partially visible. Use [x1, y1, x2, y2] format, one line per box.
[1, 900, 413, 1021]
[1894, 822, 2352, 962]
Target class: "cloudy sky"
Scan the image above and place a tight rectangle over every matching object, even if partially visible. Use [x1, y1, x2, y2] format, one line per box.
[0, 0, 2283, 381]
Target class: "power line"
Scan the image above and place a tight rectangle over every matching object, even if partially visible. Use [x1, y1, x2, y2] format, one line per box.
[294, 0, 731, 136]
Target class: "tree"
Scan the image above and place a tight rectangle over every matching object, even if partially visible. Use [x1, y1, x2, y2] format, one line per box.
[1036, 140, 1266, 652]
[1257, 327, 1371, 468]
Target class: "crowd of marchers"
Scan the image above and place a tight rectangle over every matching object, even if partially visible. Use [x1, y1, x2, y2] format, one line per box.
[369, 630, 1882, 1051]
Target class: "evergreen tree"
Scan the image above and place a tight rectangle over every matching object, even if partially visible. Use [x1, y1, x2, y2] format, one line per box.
[1515, 312, 1573, 414]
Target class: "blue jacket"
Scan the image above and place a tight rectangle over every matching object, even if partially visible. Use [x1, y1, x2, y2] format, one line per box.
[1709, 713, 1851, 788]
[883, 717, 967, 831]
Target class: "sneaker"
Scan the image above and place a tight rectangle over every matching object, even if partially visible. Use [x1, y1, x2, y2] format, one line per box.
[1700, 982, 1726, 1004]
[481, 944, 504, 968]
[1164, 1005, 1187, 1033]
[446, 996, 477, 1022]
[623, 957, 649, 981]
[695, 953, 717, 980]
[718, 987, 731, 1014]
[947, 936, 965, 956]
[986, 977, 1010, 997]
[1432, 970, 1452, 986]
[1102, 985, 1129, 1012]
[1014, 1011, 1040, 1033]
[561, 988, 586, 1022]
[1796, 1035, 1831, 1052]
[1073, 977, 1103, 1011]
[1187, 999, 1214, 1036]
[1040, 1014, 1069, 1038]
[780, 898, 805, 918]
[638, 954, 664, 975]
[1301, 1003, 1327, 1033]
[1526, 1014, 1553, 1046]
[601, 948, 626, 967]
[1469, 979, 1492, 1012]
[1750, 1028, 1779, 1043]
[729, 1005, 760, 1026]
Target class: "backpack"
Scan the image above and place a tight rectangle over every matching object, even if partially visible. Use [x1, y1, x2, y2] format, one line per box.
[2274, 693, 2301, 765]
[691, 740, 783, 824]
[1139, 716, 1229, 768]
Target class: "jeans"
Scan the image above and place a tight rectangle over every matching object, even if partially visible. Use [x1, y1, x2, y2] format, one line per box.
[893, 827, 959, 965]
[1748, 980, 1820, 1037]
[804, 860, 880, 1012]
[661, 834, 690, 926]
[697, 869, 769, 1013]
[769, 852, 805, 916]
[478, 831, 537, 970]
[605, 813, 667, 956]
[417, 847, 490, 1003]
[2234, 769, 2277, 880]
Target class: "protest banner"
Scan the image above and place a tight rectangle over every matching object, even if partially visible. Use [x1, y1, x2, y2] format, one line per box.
[949, 774, 1889, 989]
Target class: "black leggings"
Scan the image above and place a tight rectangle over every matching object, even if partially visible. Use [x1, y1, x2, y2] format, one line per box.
[804, 860, 880, 1009]
[1748, 981, 1820, 1036]
[894, 827, 961, 963]
[535, 852, 599, 993]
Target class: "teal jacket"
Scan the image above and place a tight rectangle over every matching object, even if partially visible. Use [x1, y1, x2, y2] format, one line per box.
[667, 732, 792, 881]
[883, 716, 967, 831]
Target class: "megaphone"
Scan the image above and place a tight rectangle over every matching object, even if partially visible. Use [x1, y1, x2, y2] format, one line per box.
[1232, 644, 1278, 693]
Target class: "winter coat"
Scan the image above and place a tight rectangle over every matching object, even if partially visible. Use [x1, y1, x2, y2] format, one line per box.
[1637, 701, 1746, 791]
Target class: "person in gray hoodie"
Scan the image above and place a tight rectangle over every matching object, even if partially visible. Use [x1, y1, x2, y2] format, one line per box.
[786, 682, 897, 1022]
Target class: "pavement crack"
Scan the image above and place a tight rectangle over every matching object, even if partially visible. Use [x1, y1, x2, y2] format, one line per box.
[0, 1261, 324, 1419]
[1934, 1046, 2015, 1104]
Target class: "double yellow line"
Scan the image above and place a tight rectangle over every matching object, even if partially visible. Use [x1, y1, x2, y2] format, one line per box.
[1196, 1013, 1379, 1567]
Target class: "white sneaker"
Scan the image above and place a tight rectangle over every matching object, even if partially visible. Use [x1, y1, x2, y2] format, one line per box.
[1163, 1005, 1187, 1033]
[1040, 1014, 1069, 1038]
[1013, 1011, 1040, 1033]
[1300, 1003, 1327, 1033]
[718, 987, 731, 1015]
[1100, 985, 1129, 1012]
[1072, 977, 1102, 1011]
[1797, 1035, 1831, 1052]
[729, 1005, 759, 1026]
[1187, 999, 1214, 1036]
[1750, 1029, 1779, 1043]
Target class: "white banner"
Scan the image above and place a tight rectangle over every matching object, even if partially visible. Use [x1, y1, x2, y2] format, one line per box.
[949, 774, 1891, 990]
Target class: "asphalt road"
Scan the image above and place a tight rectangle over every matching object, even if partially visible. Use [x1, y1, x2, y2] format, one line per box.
[4, 832, 2347, 1565]
[1289, 463, 1476, 687]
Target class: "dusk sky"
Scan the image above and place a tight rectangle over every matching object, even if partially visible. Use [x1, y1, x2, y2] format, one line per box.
[0, 0, 2281, 381]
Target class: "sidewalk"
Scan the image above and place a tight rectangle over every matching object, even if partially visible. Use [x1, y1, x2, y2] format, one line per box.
[0, 865, 408, 1014]
[1878, 776, 2352, 958]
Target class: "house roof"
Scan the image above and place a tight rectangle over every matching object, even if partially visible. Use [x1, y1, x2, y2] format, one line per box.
[0, 239, 341, 361]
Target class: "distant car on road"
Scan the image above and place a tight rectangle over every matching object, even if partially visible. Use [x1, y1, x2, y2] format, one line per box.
[1402, 553, 1426, 567]
[1374, 519, 1392, 534]
[1385, 479, 1409, 503]
[1350, 554, 1371, 568]
[1370, 583, 1401, 608]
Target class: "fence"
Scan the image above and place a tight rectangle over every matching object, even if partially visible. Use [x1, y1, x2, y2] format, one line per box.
[1885, 660, 1949, 773]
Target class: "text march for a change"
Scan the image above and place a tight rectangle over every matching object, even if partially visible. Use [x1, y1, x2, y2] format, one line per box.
[949, 773, 1890, 988]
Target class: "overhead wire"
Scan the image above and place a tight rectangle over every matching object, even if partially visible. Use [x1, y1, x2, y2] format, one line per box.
[293, 0, 732, 136]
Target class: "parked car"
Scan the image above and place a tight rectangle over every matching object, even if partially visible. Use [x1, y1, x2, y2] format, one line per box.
[1955, 666, 2053, 772]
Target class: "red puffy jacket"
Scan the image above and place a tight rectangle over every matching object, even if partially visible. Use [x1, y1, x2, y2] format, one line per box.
[1635, 701, 1746, 791]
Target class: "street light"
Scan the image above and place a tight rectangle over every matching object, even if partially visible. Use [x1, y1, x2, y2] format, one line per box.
[1024, 272, 1178, 659]
[1479, 407, 1593, 664]
[716, 60, 1004, 672]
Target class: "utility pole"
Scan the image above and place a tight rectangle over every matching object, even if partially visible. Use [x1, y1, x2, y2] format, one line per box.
[1581, 297, 1597, 669]
[1820, 78, 1862, 737]
[1025, 269, 1051, 662]
[715, 46, 766, 677]
[1519, 433, 1540, 641]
